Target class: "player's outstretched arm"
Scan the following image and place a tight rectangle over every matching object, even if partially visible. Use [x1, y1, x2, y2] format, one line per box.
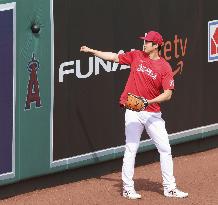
[80, 46, 119, 62]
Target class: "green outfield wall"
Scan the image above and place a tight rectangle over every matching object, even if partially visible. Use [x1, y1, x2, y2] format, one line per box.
[0, 0, 51, 185]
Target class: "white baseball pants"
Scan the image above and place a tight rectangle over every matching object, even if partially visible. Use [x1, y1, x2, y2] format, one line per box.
[122, 109, 176, 191]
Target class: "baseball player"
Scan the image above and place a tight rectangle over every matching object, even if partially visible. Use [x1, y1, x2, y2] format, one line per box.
[80, 31, 188, 200]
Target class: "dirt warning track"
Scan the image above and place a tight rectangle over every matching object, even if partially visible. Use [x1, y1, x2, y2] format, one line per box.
[1, 148, 218, 205]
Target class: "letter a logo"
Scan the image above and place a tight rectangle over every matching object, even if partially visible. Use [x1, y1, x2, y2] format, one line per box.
[25, 54, 42, 110]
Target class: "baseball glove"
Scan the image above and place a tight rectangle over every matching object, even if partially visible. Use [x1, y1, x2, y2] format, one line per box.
[125, 93, 148, 112]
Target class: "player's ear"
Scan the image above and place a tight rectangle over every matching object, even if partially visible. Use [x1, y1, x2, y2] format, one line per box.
[153, 43, 158, 49]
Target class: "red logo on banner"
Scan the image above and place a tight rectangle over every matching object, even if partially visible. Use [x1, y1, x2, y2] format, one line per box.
[25, 54, 42, 110]
[208, 20, 218, 62]
[211, 27, 218, 55]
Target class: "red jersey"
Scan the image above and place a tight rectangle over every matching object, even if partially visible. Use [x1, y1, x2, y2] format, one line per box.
[118, 50, 174, 112]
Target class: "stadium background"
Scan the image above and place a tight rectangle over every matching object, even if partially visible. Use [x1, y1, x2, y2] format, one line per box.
[0, 0, 218, 187]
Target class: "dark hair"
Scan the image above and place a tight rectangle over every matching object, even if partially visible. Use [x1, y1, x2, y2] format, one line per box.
[158, 45, 162, 51]
[152, 42, 162, 51]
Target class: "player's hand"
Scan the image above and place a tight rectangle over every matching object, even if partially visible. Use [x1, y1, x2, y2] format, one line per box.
[80, 46, 91, 53]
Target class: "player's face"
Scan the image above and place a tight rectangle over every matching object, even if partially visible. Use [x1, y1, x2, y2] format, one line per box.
[143, 41, 156, 53]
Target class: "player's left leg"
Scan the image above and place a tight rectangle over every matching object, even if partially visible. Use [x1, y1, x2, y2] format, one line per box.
[143, 112, 188, 198]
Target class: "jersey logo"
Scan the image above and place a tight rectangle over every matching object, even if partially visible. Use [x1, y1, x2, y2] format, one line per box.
[170, 80, 174, 87]
[137, 64, 157, 80]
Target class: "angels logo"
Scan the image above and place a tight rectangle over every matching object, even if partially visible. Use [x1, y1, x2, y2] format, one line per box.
[208, 20, 218, 62]
[25, 54, 42, 110]
[170, 80, 174, 87]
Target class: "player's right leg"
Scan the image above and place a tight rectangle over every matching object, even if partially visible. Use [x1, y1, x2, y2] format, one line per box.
[122, 110, 143, 199]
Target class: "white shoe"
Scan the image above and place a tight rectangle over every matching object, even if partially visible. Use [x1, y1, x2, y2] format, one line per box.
[123, 189, 142, 200]
[164, 188, 188, 198]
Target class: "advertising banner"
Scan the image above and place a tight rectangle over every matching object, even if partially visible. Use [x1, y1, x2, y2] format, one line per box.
[52, 0, 218, 161]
